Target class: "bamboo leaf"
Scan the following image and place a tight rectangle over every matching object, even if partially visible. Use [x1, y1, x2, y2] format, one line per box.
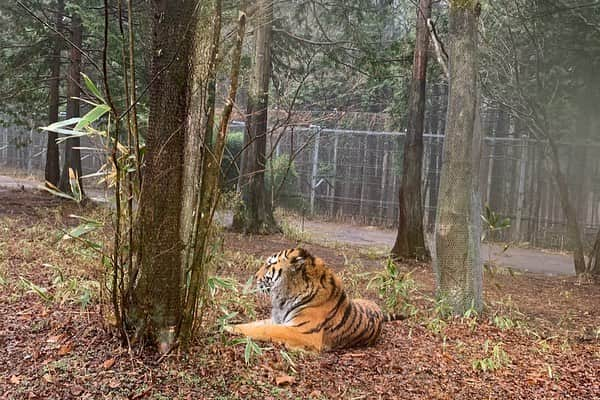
[75, 104, 110, 130]
[55, 130, 96, 144]
[41, 183, 77, 201]
[41, 117, 81, 133]
[81, 73, 105, 102]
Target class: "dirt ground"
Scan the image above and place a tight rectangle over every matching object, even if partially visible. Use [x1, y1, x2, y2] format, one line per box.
[0, 189, 599, 399]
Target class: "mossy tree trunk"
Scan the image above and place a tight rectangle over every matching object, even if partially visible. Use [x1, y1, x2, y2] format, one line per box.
[124, 0, 246, 352]
[433, 0, 483, 315]
[392, 0, 431, 261]
[126, 0, 197, 352]
[233, 0, 279, 234]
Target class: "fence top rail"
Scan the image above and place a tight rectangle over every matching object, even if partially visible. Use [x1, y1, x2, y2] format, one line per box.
[4, 122, 600, 147]
[279, 125, 600, 147]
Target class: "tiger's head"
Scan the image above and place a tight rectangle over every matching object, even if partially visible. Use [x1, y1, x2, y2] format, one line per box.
[255, 248, 314, 294]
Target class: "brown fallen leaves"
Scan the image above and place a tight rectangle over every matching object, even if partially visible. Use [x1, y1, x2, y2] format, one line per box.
[275, 374, 295, 386]
[102, 358, 116, 370]
[0, 191, 599, 400]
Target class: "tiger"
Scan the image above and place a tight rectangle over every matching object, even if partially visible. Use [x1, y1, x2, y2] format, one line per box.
[225, 247, 405, 351]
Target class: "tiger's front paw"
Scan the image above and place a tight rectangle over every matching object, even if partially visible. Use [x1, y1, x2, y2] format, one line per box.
[224, 324, 240, 334]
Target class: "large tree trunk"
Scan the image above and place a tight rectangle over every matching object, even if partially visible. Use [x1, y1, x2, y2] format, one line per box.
[45, 0, 63, 186]
[433, 1, 483, 315]
[58, 12, 83, 195]
[233, 0, 279, 234]
[391, 0, 431, 261]
[125, 0, 245, 351]
[127, 0, 197, 352]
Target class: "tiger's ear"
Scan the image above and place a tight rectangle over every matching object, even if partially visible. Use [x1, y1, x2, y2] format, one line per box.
[291, 248, 313, 269]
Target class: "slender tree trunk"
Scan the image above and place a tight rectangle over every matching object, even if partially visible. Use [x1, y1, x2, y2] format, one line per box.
[45, 0, 63, 186]
[58, 12, 83, 195]
[233, 0, 279, 234]
[588, 227, 600, 278]
[433, 1, 483, 314]
[392, 0, 431, 260]
[127, 0, 197, 352]
[546, 136, 586, 274]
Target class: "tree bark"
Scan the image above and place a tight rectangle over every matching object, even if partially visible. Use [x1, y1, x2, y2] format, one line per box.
[433, 1, 483, 314]
[392, 0, 432, 260]
[45, 0, 63, 187]
[127, 0, 197, 352]
[233, 0, 279, 234]
[58, 12, 83, 195]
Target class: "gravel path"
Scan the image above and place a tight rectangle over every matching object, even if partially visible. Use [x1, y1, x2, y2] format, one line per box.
[293, 219, 575, 276]
[0, 174, 575, 275]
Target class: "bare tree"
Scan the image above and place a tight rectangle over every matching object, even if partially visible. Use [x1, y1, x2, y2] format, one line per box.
[433, 0, 483, 314]
[391, 0, 432, 261]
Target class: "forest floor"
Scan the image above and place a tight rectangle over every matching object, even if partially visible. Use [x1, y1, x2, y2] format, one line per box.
[1, 189, 599, 399]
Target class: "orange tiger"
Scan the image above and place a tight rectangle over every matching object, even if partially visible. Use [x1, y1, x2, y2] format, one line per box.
[226, 248, 405, 351]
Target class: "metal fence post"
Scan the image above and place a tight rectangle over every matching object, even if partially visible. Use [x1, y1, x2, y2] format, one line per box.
[309, 126, 321, 215]
[514, 135, 528, 242]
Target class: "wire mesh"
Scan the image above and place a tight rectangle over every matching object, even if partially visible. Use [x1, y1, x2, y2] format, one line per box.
[1, 123, 599, 249]
[274, 126, 600, 249]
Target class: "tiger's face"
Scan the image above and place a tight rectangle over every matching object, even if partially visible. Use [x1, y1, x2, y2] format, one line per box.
[255, 248, 311, 294]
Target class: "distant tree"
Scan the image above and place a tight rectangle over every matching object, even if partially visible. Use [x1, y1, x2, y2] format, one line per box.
[0, 2, 53, 125]
[433, 0, 483, 314]
[44, 0, 64, 186]
[234, 0, 279, 234]
[589, 228, 600, 279]
[58, 11, 83, 194]
[391, 0, 431, 261]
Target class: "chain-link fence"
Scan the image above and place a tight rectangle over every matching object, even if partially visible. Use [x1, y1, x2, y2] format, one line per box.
[274, 126, 600, 249]
[0, 125, 105, 178]
[2, 123, 599, 249]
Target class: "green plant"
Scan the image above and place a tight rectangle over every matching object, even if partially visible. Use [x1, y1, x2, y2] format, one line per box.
[425, 297, 452, 335]
[228, 337, 268, 365]
[481, 204, 511, 270]
[491, 314, 516, 330]
[368, 258, 417, 316]
[279, 349, 298, 373]
[266, 154, 301, 209]
[339, 257, 368, 299]
[462, 301, 479, 331]
[18, 269, 98, 310]
[426, 316, 447, 335]
[472, 340, 511, 372]
[279, 218, 312, 243]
